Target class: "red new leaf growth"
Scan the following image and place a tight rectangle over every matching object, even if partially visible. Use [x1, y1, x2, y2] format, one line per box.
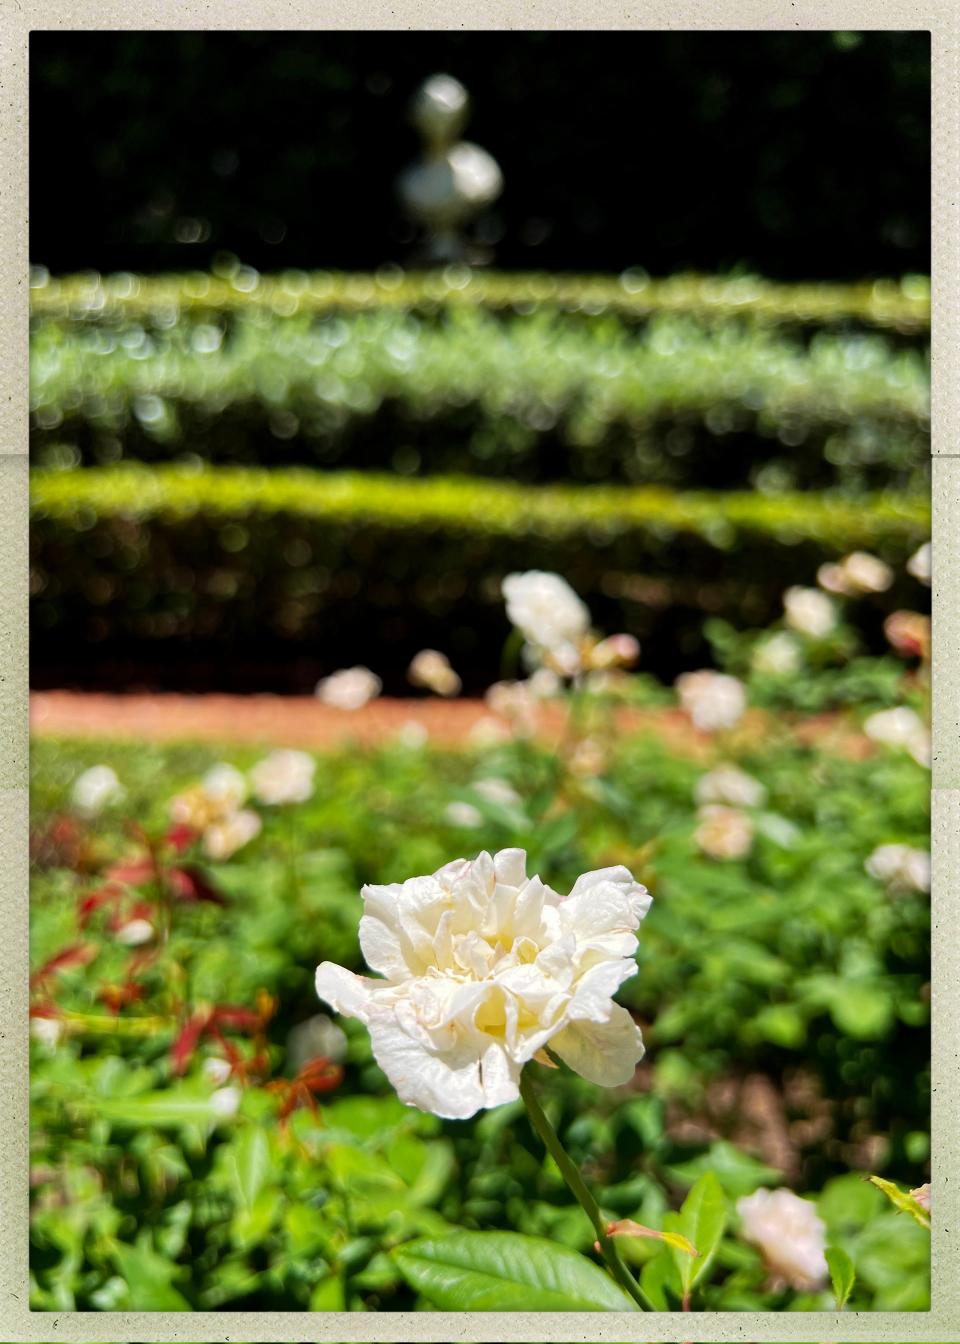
[170, 998, 276, 1076]
[30, 942, 98, 990]
[98, 982, 146, 1014]
[266, 1056, 344, 1126]
[167, 865, 226, 905]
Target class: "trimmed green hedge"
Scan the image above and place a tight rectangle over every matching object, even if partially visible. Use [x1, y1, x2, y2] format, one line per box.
[31, 308, 929, 492]
[30, 268, 931, 332]
[31, 467, 930, 691]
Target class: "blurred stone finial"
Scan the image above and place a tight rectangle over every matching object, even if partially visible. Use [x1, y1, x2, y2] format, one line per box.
[397, 74, 503, 265]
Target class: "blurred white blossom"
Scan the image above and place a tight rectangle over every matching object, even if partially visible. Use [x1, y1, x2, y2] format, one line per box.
[866, 843, 931, 894]
[675, 670, 746, 732]
[694, 805, 754, 861]
[783, 586, 836, 639]
[286, 1013, 349, 1072]
[114, 917, 155, 947]
[316, 666, 382, 710]
[587, 633, 640, 671]
[30, 1016, 63, 1049]
[486, 680, 538, 735]
[171, 764, 248, 831]
[883, 610, 930, 660]
[408, 649, 461, 697]
[817, 551, 893, 596]
[444, 801, 484, 828]
[468, 716, 512, 748]
[751, 631, 802, 677]
[527, 667, 561, 700]
[210, 1085, 243, 1119]
[907, 541, 931, 586]
[202, 764, 248, 808]
[70, 764, 124, 818]
[396, 720, 429, 749]
[737, 1188, 828, 1291]
[473, 778, 522, 808]
[203, 808, 262, 860]
[250, 749, 316, 806]
[203, 1056, 233, 1085]
[863, 706, 930, 766]
[502, 571, 589, 672]
[695, 765, 767, 809]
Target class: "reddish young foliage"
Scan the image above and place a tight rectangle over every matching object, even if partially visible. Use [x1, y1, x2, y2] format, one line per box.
[30, 942, 98, 989]
[266, 1055, 344, 1126]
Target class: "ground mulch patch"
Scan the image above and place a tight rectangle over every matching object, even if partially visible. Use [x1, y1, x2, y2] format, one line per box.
[31, 690, 872, 759]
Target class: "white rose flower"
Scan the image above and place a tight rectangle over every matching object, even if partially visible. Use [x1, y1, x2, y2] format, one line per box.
[528, 667, 561, 700]
[468, 716, 512, 748]
[817, 552, 893, 596]
[250, 749, 316, 806]
[588, 633, 641, 671]
[737, 1188, 828, 1292]
[315, 666, 382, 711]
[907, 541, 931, 586]
[865, 843, 931, 894]
[911, 1182, 931, 1212]
[30, 1016, 63, 1049]
[863, 706, 930, 765]
[202, 763, 248, 808]
[444, 801, 484, 828]
[202, 1056, 233, 1085]
[114, 917, 155, 947]
[408, 649, 462, 697]
[171, 763, 249, 831]
[675, 670, 747, 732]
[485, 680, 538, 736]
[315, 849, 651, 1119]
[286, 1013, 349, 1072]
[473, 778, 522, 808]
[396, 720, 429, 750]
[568, 738, 608, 778]
[694, 805, 754, 861]
[695, 765, 767, 809]
[502, 571, 590, 662]
[783, 586, 837, 639]
[751, 631, 802, 677]
[203, 808, 262, 860]
[210, 1085, 243, 1119]
[70, 765, 124, 818]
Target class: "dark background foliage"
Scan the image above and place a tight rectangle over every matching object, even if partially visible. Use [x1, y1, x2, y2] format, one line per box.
[30, 29, 930, 280]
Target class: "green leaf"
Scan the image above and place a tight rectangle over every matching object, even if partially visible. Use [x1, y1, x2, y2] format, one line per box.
[231, 1125, 272, 1210]
[392, 1231, 639, 1310]
[640, 1248, 680, 1311]
[868, 1176, 931, 1229]
[96, 1086, 233, 1130]
[110, 1240, 191, 1310]
[310, 1272, 346, 1309]
[230, 1185, 282, 1251]
[669, 1171, 728, 1299]
[664, 1140, 781, 1200]
[825, 1245, 855, 1309]
[827, 982, 894, 1040]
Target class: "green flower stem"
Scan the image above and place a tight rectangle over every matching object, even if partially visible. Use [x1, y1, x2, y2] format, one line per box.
[519, 1068, 653, 1311]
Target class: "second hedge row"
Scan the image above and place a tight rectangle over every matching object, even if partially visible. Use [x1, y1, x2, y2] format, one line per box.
[31, 467, 930, 691]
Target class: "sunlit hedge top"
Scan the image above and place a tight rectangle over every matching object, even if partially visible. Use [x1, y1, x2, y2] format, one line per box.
[30, 307, 930, 492]
[29, 267, 931, 333]
[30, 465, 929, 550]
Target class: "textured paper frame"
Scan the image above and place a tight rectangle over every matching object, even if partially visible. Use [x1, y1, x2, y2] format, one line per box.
[1, 3, 957, 1338]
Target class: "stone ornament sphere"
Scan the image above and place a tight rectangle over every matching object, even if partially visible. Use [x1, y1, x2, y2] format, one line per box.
[399, 142, 503, 230]
[411, 73, 470, 147]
